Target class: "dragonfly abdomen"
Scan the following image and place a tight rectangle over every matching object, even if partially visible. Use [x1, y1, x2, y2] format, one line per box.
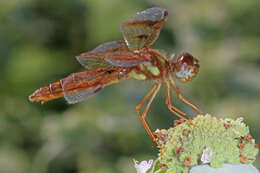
[29, 67, 130, 104]
[29, 80, 64, 104]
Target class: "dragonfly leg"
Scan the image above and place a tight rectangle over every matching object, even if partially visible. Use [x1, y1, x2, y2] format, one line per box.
[136, 82, 161, 146]
[169, 75, 202, 114]
[165, 81, 188, 120]
[169, 53, 175, 61]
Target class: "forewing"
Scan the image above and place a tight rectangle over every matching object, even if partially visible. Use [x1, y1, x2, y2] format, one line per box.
[76, 56, 110, 70]
[120, 7, 168, 51]
[106, 52, 150, 67]
[76, 40, 127, 69]
[76, 40, 150, 68]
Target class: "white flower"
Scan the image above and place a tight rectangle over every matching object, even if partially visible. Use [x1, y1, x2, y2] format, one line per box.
[236, 117, 244, 123]
[134, 159, 153, 173]
[201, 147, 213, 164]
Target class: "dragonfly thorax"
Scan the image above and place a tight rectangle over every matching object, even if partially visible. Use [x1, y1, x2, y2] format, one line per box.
[127, 49, 167, 81]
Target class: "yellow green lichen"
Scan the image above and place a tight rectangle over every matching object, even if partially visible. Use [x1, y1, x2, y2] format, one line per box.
[154, 114, 258, 173]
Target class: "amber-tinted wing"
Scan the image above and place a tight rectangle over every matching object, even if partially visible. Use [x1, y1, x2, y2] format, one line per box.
[61, 67, 128, 104]
[63, 87, 103, 104]
[105, 51, 150, 67]
[120, 7, 168, 51]
[76, 40, 150, 69]
[61, 71, 103, 104]
[76, 40, 126, 69]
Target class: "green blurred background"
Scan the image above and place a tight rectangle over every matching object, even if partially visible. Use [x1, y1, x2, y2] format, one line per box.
[0, 0, 259, 172]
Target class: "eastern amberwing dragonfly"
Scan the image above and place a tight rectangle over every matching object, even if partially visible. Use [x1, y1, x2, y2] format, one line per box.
[29, 7, 201, 145]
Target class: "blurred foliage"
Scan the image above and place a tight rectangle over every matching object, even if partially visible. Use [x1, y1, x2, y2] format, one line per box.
[0, 0, 259, 172]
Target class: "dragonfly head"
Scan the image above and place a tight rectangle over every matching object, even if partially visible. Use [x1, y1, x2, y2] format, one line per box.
[173, 52, 199, 82]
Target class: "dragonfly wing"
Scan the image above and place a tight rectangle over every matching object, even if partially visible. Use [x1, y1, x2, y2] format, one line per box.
[76, 40, 127, 69]
[60, 67, 128, 104]
[76, 40, 150, 68]
[120, 7, 168, 51]
[91, 40, 126, 52]
[76, 55, 110, 70]
[63, 87, 103, 104]
[106, 52, 149, 67]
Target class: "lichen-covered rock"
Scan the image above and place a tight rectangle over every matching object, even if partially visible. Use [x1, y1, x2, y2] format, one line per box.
[155, 114, 258, 173]
[190, 163, 259, 173]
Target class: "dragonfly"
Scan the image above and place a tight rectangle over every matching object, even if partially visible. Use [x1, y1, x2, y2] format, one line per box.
[29, 7, 201, 145]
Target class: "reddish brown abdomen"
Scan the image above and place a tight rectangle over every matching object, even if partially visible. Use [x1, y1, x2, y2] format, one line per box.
[29, 80, 64, 104]
[29, 67, 129, 104]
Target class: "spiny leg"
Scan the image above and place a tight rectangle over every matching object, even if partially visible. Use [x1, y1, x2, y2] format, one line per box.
[169, 75, 202, 114]
[136, 82, 161, 146]
[136, 84, 158, 141]
[165, 81, 188, 120]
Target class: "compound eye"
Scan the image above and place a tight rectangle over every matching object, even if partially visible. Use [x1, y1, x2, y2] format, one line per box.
[176, 64, 194, 80]
[175, 53, 199, 82]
